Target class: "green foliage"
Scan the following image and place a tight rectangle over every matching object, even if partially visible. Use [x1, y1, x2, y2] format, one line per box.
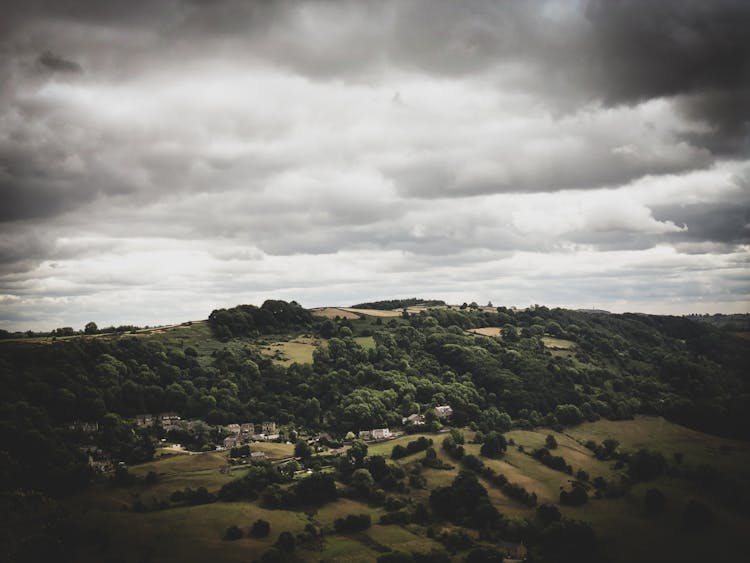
[479, 432, 507, 458]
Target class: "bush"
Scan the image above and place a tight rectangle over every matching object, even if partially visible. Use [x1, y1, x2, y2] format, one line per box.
[250, 518, 271, 538]
[465, 546, 505, 562]
[560, 484, 588, 506]
[479, 432, 507, 458]
[334, 513, 372, 533]
[223, 525, 243, 541]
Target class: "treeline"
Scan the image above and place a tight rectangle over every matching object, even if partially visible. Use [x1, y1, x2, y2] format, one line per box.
[350, 298, 446, 310]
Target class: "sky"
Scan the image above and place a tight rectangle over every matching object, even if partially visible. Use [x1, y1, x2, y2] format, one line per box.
[1, 0, 749, 331]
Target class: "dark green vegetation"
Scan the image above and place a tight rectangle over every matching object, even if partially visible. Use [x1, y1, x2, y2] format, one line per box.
[1, 299, 749, 562]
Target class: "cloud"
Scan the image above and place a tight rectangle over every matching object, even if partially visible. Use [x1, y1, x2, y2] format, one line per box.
[0, 1, 747, 329]
[37, 51, 82, 73]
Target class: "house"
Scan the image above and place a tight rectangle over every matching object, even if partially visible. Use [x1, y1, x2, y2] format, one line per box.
[240, 423, 256, 435]
[158, 412, 181, 424]
[261, 421, 277, 434]
[68, 421, 100, 433]
[226, 423, 241, 434]
[135, 414, 154, 428]
[224, 435, 240, 449]
[402, 413, 425, 426]
[434, 405, 453, 418]
[250, 451, 267, 460]
[359, 428, 391, 441]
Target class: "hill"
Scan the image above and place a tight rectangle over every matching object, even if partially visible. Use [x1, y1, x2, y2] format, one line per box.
[1, 300, 749, 562]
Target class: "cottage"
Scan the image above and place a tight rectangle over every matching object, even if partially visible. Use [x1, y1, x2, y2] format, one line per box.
[434, 405, 453, 418]
[224, 435, 240, 449]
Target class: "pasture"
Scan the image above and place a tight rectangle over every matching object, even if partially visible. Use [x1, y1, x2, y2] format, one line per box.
[467, 327, 503, 337]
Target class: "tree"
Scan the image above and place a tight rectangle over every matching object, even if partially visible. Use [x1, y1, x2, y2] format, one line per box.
[84, 322, 98, 335]
[275, 531, 296, 552]
[352, 468, 375, 494]
[223, 525, 243, 541]
[480, 432, 507, 458]
[348, 440, 368, 465]
[545, 434, 558, 449]
[251, 519, 271, 538]
[294, 440, 312, 461]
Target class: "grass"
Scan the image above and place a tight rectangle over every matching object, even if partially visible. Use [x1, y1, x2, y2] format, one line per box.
[467, 327, 502, 337]
[354, 335, 376, 350]
[310, 307, 361, 319]
[565, 416, 750, 480]
[541, 336, 576, 349]
[258, 336, 322, 366]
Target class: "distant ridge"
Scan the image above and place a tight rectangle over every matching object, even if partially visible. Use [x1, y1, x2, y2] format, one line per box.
[350, 298, 447, 310]
[576, 308, 612, 314]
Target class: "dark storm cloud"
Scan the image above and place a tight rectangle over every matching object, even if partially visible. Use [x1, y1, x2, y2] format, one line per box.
[37, 51, 82, 73]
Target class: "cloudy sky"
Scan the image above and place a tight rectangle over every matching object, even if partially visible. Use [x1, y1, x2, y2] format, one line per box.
[1, 0, 749, 330]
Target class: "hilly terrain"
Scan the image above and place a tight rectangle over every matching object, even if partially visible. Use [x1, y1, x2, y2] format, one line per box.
[1, 299, 749, 563]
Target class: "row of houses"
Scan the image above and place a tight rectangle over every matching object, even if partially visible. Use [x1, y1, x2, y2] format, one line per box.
[358, 428, 392, 441]
[134, 412, 182, 430]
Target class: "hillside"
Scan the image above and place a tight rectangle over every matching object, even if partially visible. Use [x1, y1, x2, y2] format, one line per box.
[1, 300, 749, 562]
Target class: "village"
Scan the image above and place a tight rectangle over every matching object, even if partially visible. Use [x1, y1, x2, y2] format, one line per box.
[64, 405, 454, 474]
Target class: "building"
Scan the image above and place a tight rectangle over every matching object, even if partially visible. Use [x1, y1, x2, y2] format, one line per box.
[250, 451, 267, 460]
[158, 412, 181, 430]
[359, 428, 391, 441]
[224, 435, 240, 449]
[135, 414, 154, 428]
[261, 421, 277, 434]
[226, 423, 241, 434]
[68, 421, 99, 433]
[402, 413, 425, 426]
[240, 423, 256, 435]
[434, 405, 453, 418]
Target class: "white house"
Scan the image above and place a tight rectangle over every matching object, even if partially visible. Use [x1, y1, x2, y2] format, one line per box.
[434, 405, 453, 418]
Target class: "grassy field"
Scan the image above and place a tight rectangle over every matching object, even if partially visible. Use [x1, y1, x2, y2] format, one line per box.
[541, 336, 576, 349]
[310, 307, 361, 319]
[467, 327, 502, 337]
[258, 336, 322, 366]
[340, 307, 402, 317]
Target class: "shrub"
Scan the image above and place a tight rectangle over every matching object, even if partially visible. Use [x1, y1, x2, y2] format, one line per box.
[250, 518, 271, 538]
[224, 525, 243, 541]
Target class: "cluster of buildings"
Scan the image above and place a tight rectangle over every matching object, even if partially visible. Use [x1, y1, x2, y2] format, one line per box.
[401, 404, 453, 426]
[134, 412, 182, 430]
[360, 405, 454, 442]
[223, 421, 279, 448]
